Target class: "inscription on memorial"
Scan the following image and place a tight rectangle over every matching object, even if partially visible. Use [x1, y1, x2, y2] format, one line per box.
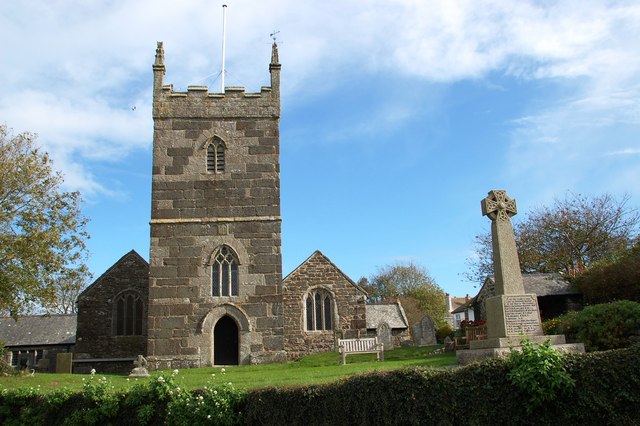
[503, 295, 542, 336]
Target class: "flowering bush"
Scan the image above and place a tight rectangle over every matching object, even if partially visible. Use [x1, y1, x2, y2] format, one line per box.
[165, 369, 244, 426]
[460, 319, 486, 330]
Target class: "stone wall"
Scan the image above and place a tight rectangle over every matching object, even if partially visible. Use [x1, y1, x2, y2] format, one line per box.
[74, 250, 149, 373]
[283, 251, 367, 359]
[147, 43, 285, 369]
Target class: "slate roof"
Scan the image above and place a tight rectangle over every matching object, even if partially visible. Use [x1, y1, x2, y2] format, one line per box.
[522, 274, 581, 296]
[366, 302, 409, 329]
[0, 315, 76, 347]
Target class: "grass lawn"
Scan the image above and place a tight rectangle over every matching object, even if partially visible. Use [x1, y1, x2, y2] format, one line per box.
[0, 345, 455, 393]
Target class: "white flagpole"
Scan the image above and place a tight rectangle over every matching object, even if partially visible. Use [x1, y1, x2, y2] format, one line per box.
[221, 4, 227, 93]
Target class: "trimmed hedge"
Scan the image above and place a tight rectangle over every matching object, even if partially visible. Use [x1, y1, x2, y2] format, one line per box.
[1, 347, 639, 425]
[242, 347, 640, 425]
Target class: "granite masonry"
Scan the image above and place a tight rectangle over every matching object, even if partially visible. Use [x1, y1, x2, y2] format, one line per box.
[146, 41, 286, 369]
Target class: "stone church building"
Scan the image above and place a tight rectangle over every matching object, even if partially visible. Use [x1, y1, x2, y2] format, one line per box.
[72, 43, 408, 372]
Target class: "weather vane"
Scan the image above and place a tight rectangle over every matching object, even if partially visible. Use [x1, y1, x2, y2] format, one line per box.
[270, 30, 280, 43]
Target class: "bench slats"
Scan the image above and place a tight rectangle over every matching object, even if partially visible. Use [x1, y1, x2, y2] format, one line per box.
[337, 337, 384, 365]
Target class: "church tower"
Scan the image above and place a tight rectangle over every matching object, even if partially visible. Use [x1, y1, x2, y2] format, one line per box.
[147, 42, 285, 368]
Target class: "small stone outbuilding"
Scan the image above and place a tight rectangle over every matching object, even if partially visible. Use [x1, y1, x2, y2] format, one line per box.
[0, 315, 75, 372]
[366, 302, 411, 349]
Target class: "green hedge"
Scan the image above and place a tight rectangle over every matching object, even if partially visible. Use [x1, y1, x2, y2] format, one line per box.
[1, 347, 639, 425]
[242, 347, 640, 425]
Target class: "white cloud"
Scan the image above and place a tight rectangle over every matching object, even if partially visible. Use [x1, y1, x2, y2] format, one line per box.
[2, 0, 639, 200]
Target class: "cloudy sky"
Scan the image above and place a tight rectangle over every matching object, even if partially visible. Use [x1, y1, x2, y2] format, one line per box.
[2, 1, 639, 296]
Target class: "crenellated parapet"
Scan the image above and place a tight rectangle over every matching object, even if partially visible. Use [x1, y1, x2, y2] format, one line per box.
[153, 42, 280, 120]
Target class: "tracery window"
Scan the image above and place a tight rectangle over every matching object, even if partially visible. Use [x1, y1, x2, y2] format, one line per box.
[305, 288, 333, 331]
[212, 245, 239, 297]
[114, 291, 144, 336]
[207, 139, 225, 173]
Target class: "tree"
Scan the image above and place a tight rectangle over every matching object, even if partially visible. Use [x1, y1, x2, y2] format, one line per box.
[465, 193, 639, 283]
[0, 125, 89, 317]
[572, 242, 640, 304]
[363, 262, 448, 327]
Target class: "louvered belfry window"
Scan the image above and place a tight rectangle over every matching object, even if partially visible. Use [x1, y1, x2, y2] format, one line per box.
[207, 139, 225, 173]
[212, 246, 239, 297]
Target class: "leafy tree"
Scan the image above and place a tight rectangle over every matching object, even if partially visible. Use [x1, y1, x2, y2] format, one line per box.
[363, 262, 448, 326]
[0, 125, 89, 317]
[465, 193, 639, 283]
[572, 242, 640, 304]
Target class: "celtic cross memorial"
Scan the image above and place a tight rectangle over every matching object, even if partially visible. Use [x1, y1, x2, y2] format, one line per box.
[480, 190, 543, 339]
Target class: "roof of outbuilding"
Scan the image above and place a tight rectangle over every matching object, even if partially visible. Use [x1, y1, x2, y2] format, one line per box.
[523, 273, 581, 296]
[0, 315, 76, 347]
[366, 302, 409, 329]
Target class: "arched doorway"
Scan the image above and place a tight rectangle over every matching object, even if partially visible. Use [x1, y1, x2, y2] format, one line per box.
[214, 315, 239, 365]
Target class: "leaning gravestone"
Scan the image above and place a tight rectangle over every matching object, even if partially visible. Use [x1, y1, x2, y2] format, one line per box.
[377, 322, 393, 350]
[456, 190, 585, 365]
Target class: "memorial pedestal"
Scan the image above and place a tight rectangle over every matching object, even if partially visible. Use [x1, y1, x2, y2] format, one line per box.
[485, 294, 543, 339]
[456, 293, 585, 365]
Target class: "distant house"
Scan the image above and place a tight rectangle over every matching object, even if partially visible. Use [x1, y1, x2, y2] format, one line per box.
[472, 274, 583, 321]
[0, 315, 76, 372]
[365, 302, 410, 349]
[446, 294, 475, 330]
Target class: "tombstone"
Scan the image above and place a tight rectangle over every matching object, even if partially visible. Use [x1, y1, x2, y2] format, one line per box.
[443, 336, 455, 352]
[129, 354, 150, 378]
[412, 315, 437, 346]
[456, 190, 585, 365]
[56, 353, 73, 374]
[377, 322, 393, 350]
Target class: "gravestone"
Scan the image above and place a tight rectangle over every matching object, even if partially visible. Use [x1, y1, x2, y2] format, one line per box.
[129, 354, 151, 377]
[56, 353, 73, 374]
[456, 190, 585, 365]
[377, 322, 393, 350]
[412, 315, 436, 346]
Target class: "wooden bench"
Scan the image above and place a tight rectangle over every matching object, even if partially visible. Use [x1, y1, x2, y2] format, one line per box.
[337, 337, 384, 365]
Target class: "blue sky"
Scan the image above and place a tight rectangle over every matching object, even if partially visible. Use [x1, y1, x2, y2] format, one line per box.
[1, 1, 639, 297]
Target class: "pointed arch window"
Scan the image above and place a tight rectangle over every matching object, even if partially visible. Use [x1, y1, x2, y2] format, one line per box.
[114, 291, 144, 336]
[305, 288, 333, 331]
[207, 139, 225, 174]
[212, 245, 239, 297]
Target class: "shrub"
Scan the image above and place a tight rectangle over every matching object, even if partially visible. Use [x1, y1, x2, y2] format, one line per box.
[543, 301, 640, 351]
[435, 323, 454, 343]
[507, 339, 575, 412]
[574, 243, 640, 304]
[573, 301, 640, 351]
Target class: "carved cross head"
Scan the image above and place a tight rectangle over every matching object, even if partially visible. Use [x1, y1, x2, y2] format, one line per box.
[481, 190, 517, 221]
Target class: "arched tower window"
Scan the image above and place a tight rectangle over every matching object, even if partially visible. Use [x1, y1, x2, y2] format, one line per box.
[114, 291, 144, 336]
[207, 139, 225, 173]
[305, 288, 333, 331]
[212, 245, 239, 297]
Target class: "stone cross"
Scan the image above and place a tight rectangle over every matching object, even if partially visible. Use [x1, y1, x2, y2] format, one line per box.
[481, 190, 525, 295]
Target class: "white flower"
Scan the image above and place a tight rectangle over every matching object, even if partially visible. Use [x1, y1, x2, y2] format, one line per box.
[157, 376, 165, 383]
[172, 369, 179, 376]
[220, 368, 225, 373]
[207, 415, 211, 419]
[90, 369, 96, 375]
